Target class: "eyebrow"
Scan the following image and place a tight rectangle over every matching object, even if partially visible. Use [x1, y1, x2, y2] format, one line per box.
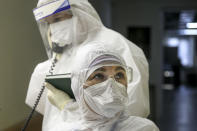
[115, 66, 125, 71]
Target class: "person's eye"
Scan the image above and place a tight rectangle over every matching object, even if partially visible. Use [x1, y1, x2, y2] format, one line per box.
[115, 72, 125, 80]
[92, 73, 105, 80]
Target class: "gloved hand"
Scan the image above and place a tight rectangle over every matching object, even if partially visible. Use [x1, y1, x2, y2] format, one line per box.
[45, 82, 72, 110]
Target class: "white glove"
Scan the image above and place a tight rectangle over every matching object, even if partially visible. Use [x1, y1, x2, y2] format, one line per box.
[45, 82, 72, 110]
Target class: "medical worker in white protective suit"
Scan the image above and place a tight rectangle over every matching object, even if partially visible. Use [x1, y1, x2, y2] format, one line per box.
[44, 43, 159, 130]
[25, 0, 156, 130]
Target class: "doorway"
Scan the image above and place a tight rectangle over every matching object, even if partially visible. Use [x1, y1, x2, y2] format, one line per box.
[159, 9, 197, 131]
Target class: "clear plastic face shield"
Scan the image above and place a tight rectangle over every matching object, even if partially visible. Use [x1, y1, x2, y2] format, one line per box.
[33, 0, 73, 58]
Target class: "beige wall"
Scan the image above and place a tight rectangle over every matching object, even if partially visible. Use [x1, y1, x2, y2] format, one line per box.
[0, 0, 47, 130]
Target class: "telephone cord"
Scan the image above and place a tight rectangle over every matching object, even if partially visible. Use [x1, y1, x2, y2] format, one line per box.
[21, 57, 58, 131]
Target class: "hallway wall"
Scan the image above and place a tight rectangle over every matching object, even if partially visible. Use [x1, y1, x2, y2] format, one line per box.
[0, 0, 47, 130]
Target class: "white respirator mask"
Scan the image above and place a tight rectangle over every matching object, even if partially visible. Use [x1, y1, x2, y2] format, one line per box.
[49, 18, 73, 47]
[83, 78, 128, 118]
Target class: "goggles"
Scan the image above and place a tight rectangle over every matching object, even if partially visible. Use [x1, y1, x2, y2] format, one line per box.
[81, 64, 133, 87]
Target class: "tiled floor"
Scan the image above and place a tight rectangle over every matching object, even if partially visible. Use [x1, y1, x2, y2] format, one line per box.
[158, 85, 197, 131]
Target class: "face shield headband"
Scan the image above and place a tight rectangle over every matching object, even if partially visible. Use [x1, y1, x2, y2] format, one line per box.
[33, 0, 71, 22]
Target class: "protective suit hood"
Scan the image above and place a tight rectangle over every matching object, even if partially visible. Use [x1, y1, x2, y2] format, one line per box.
[75, 28, 150, 117]
[35, 0, 103, 58]
[70, 44, 128, 129]
[66, 42, 156, 130]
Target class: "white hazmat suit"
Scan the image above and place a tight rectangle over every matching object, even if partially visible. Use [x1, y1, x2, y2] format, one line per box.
[44, 43, 159, 130]
[25, 0, 154, 130]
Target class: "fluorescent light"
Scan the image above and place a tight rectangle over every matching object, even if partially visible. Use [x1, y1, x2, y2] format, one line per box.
[186, 22, 197, 28]
[179, 29, 197, 35]
[167, 38, 179, 47]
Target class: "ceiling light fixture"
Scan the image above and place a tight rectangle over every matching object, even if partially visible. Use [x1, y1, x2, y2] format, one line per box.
[186, 22, 197, 28]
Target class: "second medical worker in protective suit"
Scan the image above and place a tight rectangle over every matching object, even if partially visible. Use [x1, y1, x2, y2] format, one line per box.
[25, 0, 157, 130]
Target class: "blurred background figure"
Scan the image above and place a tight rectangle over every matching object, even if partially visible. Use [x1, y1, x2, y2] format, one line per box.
[0, 0, 197, 131]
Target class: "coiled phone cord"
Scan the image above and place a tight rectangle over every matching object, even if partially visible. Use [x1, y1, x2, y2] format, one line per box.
[21, 56, 58, 131]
